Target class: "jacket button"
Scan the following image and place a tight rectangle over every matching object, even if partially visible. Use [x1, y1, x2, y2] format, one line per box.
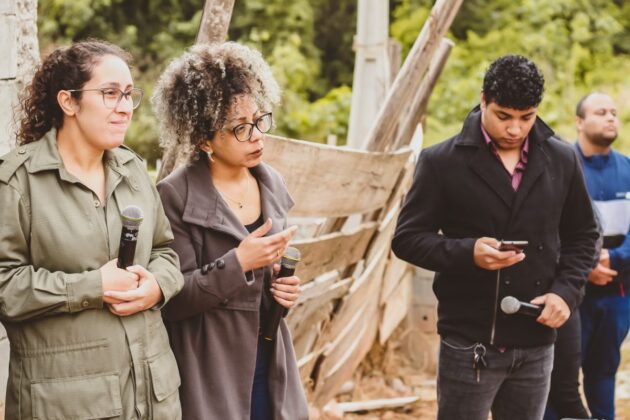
[220, 299, 229, 306]
[535, 280, 541, 286]
[201, 262, 216, 274]
[504, 280, 510, 285]
[17, 148, 26, 154]
[81, 300, 90, 308]
[94, 200, 100, 208]
[216, 259, 225, 269]
[537, 244, 544, 251]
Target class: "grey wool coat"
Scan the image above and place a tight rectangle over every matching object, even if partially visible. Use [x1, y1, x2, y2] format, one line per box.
[157, 156, 309, 420]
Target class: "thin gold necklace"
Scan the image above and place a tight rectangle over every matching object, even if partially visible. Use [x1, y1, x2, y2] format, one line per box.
[218, 173, 251, 209]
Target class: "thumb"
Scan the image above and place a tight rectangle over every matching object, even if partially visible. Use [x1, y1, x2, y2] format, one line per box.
[249, 218, 272, 238]
[530, 295, 546, 305]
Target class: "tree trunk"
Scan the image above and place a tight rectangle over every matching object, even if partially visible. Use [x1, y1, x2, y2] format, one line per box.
[0, 0, 39, 411]
[0, 0, 39, 155]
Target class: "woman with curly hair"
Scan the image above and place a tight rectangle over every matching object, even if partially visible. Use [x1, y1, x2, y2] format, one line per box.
[0, 39, 184, 419]
[153, 42, 308, 420]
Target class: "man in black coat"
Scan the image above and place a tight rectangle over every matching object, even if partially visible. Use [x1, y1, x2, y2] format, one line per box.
[392, 55, 599, 420]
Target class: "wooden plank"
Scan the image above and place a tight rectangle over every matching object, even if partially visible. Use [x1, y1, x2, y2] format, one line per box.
[288, 277, 352, 338]
[379, 272, 412, 344]
[393, 38, 454, 150]
[264, 135, 411, 217]
[307, 247, 387, 394]
[296, 271, 340, 304]
[293, 222, 378, 282]
[313, 308, 379, 407]
[337, 396, 420, 413]
[380, 254, 410, 305]
[365, 0, 463, 152]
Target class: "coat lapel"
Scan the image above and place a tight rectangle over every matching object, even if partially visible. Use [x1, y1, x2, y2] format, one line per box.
[468, 143, 516, 208]
[509, 124, 552, 218]
[181, 156, 293, 242]
[457, 109, 515, 208]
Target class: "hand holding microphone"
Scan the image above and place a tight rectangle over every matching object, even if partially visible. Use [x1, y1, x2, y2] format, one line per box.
[501, 296, 543, 317]
[263, 247, 301, 341]
[101, 206, 145, 304]
[501, 293, 570, 328]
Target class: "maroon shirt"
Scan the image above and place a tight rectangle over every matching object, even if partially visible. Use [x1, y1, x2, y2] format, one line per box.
[481, 124, 529, 190]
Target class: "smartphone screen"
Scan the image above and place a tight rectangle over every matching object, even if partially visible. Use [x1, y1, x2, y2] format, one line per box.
[498, 240, 529, 253]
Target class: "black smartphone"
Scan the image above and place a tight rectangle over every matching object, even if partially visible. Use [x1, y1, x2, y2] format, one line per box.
[498, 240, 529, 253]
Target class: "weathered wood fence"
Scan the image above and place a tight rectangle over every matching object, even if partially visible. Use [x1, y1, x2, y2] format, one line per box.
[258, 0, 462, 406]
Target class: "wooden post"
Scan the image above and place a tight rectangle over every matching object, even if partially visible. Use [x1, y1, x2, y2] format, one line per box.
[0, 0, 39, 155]
[157, 0, 236, 181]
[393, 38, 454, 150]
[365, 0, 462, 152]
[346, 0, 391, 150]
[196, 0, 235, 45]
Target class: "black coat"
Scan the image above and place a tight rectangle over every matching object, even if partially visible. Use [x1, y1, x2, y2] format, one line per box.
[392, 107, 599, 347]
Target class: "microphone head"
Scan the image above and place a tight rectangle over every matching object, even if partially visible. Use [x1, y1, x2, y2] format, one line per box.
[121, 205, 144, 228]
[500, 296, 520, 315]
[281, 247, 301, 269]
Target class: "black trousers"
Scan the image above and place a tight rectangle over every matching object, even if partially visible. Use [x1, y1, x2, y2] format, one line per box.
[544, 311, 591, 419]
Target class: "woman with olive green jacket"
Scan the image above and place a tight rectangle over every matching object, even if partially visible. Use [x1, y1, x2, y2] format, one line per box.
[0, 40, 183, 419]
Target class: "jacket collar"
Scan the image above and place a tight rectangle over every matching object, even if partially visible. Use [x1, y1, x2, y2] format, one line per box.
[455, 105, 555, 147]
[456, 106, 553, 213]
[25, 129, 136, 181]
[181, 155, 293, 242]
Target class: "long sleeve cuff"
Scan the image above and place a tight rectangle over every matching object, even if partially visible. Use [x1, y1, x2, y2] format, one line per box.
[67, 270, 103, 312]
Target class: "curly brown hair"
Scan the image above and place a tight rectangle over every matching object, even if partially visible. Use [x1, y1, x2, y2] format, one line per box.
[17, 39, 132, 145]
[151, 42, 280, 161]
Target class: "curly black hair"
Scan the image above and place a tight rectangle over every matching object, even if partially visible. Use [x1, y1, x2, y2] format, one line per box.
[17, 39, 132, 145]
[482, 55, 545, 110]
[152, 42, 280, 162]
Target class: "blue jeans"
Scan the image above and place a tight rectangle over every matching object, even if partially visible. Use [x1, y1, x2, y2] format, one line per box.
[580, 292, 630, 420]
[250, 338, 272, 420]
[438, 334, 554, 420]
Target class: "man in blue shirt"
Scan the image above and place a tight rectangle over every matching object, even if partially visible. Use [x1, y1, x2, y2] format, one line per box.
[576, 92, 629, 420]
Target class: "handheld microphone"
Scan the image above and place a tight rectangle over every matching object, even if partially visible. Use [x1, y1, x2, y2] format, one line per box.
[500, 296, 543, 317]
[262, 247, 301, 341]
[117, 205, 144, 269]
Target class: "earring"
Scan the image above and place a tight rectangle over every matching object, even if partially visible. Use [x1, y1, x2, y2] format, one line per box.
[207, 150, 215, 163]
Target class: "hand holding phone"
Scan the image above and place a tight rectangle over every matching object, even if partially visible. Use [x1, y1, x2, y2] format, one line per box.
[498, 240, 528, 253]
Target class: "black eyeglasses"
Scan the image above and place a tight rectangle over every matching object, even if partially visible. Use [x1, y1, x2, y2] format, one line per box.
[223, 112, 273, 142]
[66, 87, 143, 110]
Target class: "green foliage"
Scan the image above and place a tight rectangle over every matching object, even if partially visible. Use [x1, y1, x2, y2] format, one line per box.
[35, 0, 630, 162]
[390, 0, 630, 151]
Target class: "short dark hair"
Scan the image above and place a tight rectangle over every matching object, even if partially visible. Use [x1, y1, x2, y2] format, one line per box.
[482, 55, 545, 110]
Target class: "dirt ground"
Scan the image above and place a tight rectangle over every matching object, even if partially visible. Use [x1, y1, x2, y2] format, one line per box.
[318, 328, 630, 419]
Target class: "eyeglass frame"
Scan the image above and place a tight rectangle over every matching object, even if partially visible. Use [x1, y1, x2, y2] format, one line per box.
[65, 87, 144, 110]
[220, 112, 273, 142]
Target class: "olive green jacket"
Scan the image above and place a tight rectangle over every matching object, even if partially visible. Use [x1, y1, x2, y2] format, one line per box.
[0, 131, 184, 420]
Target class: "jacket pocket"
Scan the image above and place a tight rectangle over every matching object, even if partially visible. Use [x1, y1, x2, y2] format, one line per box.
[31, 372, 122, 420]
[149, 350, 181, 402]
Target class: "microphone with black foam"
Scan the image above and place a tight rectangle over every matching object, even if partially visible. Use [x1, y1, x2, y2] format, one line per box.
[500, 296, 543, 317]
[117, 205, 144, 269]
[262, 247, 301, 341]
